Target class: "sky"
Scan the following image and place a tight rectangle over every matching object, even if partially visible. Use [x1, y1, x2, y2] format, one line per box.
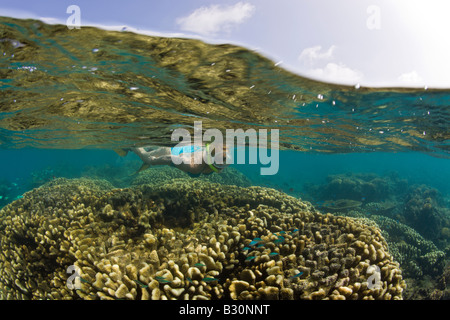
[1, 0, 450, 88]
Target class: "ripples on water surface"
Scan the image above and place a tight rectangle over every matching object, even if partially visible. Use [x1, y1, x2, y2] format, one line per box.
[0, 17, 448, 153]
[0, 17, 449, 300]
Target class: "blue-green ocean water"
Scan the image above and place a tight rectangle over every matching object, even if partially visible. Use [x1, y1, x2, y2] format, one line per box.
[0, 17, 449, 300]
[0, 148, 449, 204]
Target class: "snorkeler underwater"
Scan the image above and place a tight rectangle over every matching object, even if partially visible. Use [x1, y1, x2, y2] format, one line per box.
[126, 120, 279, 176]
[0, 0, 449, 305]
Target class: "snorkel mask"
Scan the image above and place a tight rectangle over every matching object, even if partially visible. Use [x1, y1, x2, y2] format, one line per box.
[205, 143, 231, 173]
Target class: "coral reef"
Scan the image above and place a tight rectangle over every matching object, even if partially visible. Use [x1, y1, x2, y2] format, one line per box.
[363, 201, 397, 216]
[434, 264, 450, 299]
[131, 166, 252, 188]
[305, 172, 407, 203]
[402, 262, 450, 300]
[369, 215, 445, 279]
[330, 210, 447, 299]
[81, 161, 140, 188]
[0, 177, 405, 300]
[130, 166, 189, 186]
[307, 173, 450, 247]
[198, 167, 252, 187]
[316, 199, 362, 213]
[28, 165, 77, 189]
[403, 184, 450, 244]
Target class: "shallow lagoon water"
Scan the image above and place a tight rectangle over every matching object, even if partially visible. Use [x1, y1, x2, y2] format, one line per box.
[0, 17, 449, 300]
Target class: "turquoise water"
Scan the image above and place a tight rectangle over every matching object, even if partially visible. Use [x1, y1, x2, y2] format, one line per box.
[0, 17, 449, 300]
[1, 149, 448, 205]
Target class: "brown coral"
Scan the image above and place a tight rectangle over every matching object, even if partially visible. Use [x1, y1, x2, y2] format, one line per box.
[0, 177, 405, 300]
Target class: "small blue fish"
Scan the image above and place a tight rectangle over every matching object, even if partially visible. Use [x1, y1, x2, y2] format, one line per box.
[257, 244, 265, 248]
[243, 247, 251, 251]
[186, 277, 193, 283]
[202, 277, 219, 282]
[75, 288, 89, 295]
[274, 236, 285, 245]
[80, 277, 91, 284]
[269, 252, 279, 256]
[155, 276, 171, 283]
[194, 263, 206, 267]
[157, 279, 172, 283]
[249, 238, 264, 246]
[134, 280, 148, 288]
[245, 256, 256, 261]
[278, 231, 286, 235]
[290, 272, 303, 279]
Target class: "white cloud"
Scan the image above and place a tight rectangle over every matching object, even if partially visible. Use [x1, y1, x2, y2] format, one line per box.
[308, 62, 363, 84]
[176, 2, 255, 36]
[397, 70, 424, 85]
[298, 45, 336, 67]
[298, 45, 362, 85]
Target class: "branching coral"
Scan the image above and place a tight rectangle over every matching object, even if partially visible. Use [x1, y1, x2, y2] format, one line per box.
[0, 178, 405, 300]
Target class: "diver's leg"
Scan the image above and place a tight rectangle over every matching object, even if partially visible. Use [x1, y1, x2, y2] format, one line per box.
[132, 147, 174, 165]
[146, 147, 171, 158]
[131, 147, 155, 162]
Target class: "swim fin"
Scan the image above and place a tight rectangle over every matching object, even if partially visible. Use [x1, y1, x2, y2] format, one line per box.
[114, 149, 129, 157]
[137, 163, 150, 173]
[129, 163, 150, 176]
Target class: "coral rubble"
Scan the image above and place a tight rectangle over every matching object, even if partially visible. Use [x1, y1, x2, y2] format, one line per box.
[0, 177, 405, 300]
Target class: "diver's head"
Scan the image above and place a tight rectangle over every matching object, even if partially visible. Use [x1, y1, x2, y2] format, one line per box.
[206, 144, 231, 171]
